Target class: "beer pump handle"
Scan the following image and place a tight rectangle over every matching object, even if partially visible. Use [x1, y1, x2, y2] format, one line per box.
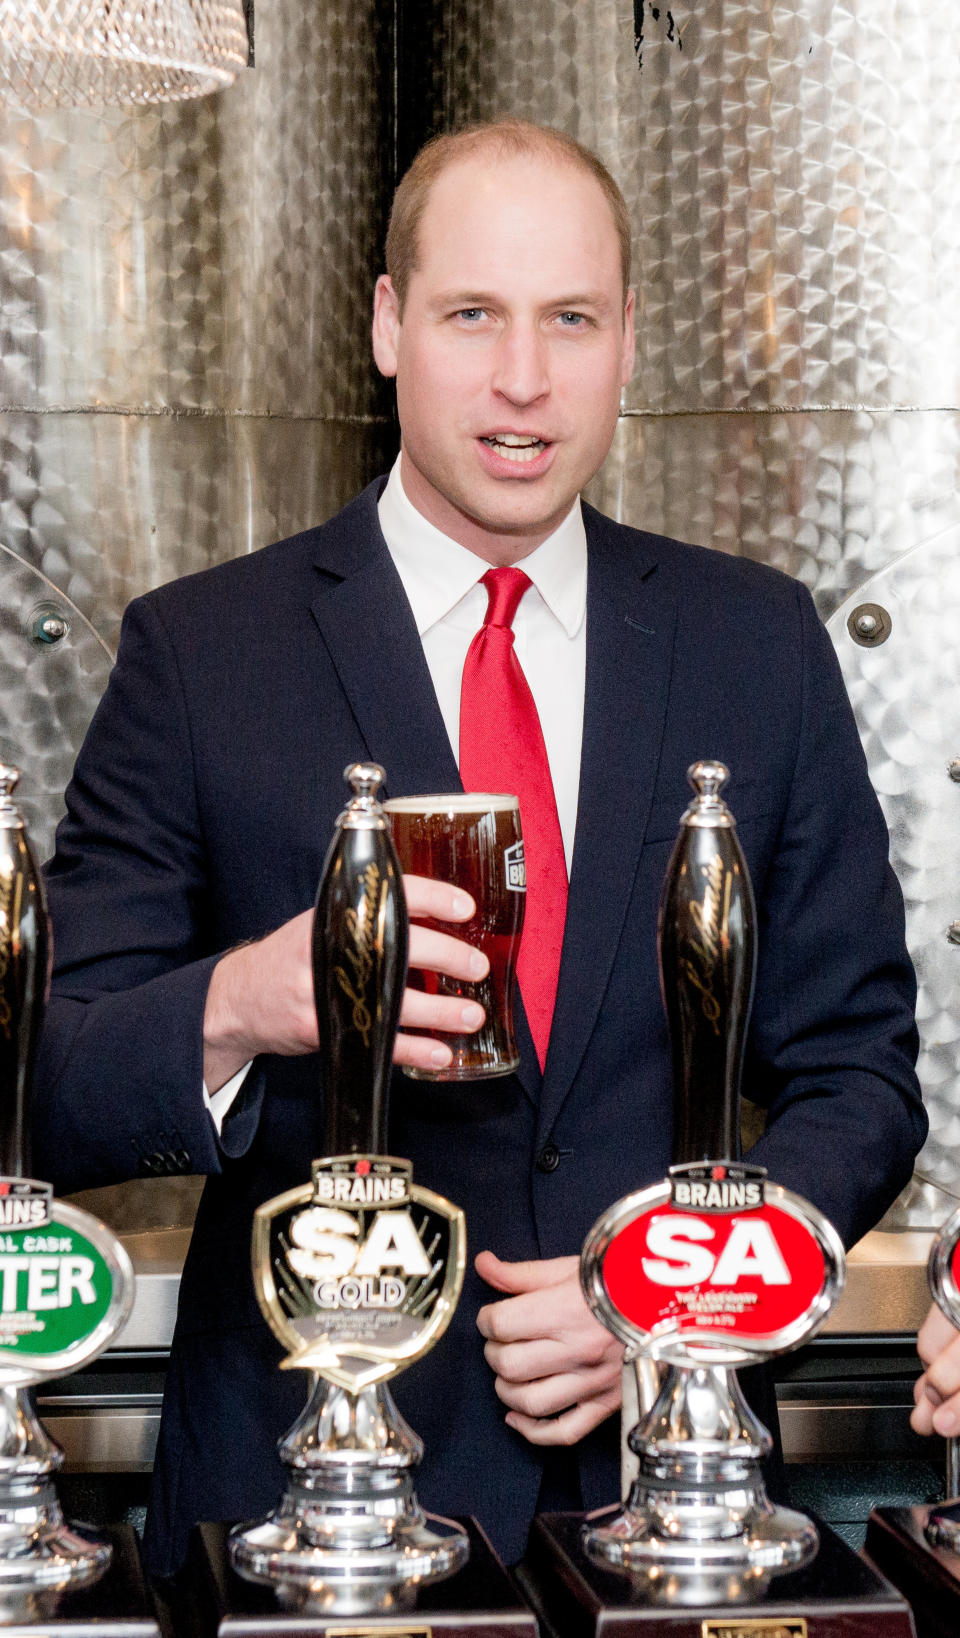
[658, 760, 757, 1166]
[312, 762, 409, 1157]
[0, 765, 51, 1180]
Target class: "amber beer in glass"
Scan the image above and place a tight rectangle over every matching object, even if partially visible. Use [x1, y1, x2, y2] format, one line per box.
[384, 793, 525, 1079]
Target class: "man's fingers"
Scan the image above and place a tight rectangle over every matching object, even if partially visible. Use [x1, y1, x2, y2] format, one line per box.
[909, 1307, 960, 1437]
[493, 1363, 620, 1419]
[403, 874, 476, 924]
[483, 1329, 614, 1382]
[910, 1305, 960, 1435]
[924, 1375, 960, 1438]
[407, 922, 488, 983]
[475, 1251, 577, 1299]
[483, 1338, 572, 1382]
[392, 986, 485, 1068]
[932, 1392, 960, 1438]
[398, 990, 484, 1034]
[504, 1385, 622, 1447]
[392, 1034, 453, 1071]
[477, 1290, 568, 1343]
[917, 1303, 959, 1368]
[910, 1377, 938, 1436]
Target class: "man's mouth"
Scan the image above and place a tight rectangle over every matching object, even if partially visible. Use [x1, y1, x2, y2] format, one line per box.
[480, 433, 548, 464]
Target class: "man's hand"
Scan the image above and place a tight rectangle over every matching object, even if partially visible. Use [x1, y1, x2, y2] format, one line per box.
[911, 1302, 960, 1436]
[202, 875, 488, 1091]
[475, 1250, 623, 1444]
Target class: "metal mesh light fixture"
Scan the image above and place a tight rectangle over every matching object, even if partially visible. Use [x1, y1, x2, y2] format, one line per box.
[0, 0, 249, 108]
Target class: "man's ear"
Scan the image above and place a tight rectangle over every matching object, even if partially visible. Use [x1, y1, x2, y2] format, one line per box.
[620, 288, 637, 386]
[372, 275, 401, 379]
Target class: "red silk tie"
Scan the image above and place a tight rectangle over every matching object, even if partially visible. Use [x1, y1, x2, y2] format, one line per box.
[459, 567, 568, 1070]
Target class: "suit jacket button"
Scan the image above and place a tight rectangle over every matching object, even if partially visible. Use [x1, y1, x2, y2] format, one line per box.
[537, 1142, 561, 1174]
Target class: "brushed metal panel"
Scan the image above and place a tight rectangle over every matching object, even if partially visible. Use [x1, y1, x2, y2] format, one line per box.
[778, 1404, 925, 1463]
[586, 410, 960, 619]
[0, 97, 228, 411]
[825, 1232, 933, 1336]
[41, 1410, 160, 1474]
[438, 0, 960, 414]
[66, 1178, 203, 1236]
[111, 1229, 194, 1352]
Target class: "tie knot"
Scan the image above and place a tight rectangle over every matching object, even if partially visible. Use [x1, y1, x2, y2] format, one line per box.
[480, 566, 532, 630]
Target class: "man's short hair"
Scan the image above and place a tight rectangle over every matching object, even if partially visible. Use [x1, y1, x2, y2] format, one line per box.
[385, 119, 633, 312]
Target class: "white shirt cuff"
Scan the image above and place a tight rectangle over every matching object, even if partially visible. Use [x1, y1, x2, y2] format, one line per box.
[203, 1062, 253, 1136]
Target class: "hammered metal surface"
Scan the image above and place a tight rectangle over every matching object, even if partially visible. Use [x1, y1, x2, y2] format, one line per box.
[440, 0, 960, 414]
[828, 531, 960, 1205]
[0, 0, 396, 847]
[0, 0, 394, 415]
[0, 413, 396, 652]
[587, 411, 960, 620]
[0, 541, 112, 859]
[216, 0, 394, 420]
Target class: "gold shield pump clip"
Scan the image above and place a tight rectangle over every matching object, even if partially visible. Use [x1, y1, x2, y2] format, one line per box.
[229, 762, 468, 1602]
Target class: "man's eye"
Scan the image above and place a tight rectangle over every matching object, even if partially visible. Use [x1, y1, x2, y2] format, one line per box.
[557, 311, 587, 328]
[456, 308, 486, 322]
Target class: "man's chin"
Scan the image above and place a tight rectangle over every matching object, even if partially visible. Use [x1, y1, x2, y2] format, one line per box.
[455, 501, 574, 558]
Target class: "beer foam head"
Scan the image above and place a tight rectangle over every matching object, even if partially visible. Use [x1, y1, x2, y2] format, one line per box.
[384, 792, 519, 815]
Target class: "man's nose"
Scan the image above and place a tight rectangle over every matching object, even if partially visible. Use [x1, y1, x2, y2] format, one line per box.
[490, 324, 550, 405]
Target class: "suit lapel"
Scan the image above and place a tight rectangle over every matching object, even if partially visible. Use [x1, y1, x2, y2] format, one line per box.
[307, 486, 542, 1102]
[308, 489, 461, 801]
[538, 508, 678, 1134]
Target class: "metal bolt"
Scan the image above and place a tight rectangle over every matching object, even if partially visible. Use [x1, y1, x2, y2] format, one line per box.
[947, 922, 960, 946]
[31, 611, 68, 645]
[948, 761, 960, 784]
[847, 602, 892, 647]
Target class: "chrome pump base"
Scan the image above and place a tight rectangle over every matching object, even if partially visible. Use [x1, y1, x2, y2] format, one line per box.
[584, 1363, 818, 1578]
[0, 1387, 111, 1591]
[229, 1376, 468, 1603]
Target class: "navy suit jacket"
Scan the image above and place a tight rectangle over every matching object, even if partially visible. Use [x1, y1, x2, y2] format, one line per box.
[34, 482, 925, 1574]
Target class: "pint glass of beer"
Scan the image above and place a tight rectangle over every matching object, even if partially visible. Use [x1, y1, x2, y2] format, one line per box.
[384, 793, 525, 1080]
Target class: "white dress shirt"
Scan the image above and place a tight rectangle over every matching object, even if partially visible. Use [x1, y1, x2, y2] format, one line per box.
[204, 457, 587, 1132]
[378, 456, 586, 871]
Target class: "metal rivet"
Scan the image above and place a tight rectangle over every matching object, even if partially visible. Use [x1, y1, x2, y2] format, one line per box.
[948, 761, 960, 784]
[947, 922, 960, 946]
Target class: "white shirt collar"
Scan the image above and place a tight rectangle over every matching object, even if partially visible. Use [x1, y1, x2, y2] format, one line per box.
[378, 456, 587, 638]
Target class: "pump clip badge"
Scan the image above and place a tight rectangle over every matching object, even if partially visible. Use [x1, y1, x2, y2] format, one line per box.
[581, 1161, 845, 1366]
[0, 1177, 134, 1385]
[252, 1155, 466, 1393]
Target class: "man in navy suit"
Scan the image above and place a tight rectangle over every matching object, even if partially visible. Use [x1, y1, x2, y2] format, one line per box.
[34, 120, 925, 1576]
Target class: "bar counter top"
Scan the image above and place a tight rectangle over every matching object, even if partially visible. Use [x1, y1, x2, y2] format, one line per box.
[825, 1230, 933, 1335]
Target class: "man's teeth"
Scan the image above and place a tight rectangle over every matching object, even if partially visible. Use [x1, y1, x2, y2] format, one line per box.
[482, 435, 546, 463]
